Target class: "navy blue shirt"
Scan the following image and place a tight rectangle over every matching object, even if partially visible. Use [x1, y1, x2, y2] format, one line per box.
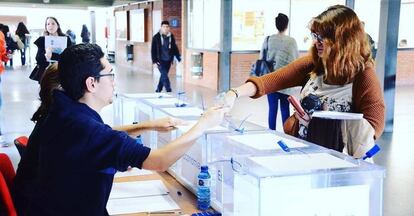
[13, 90, 151, 216]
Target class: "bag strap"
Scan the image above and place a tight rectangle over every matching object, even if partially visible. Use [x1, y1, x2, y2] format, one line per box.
[261, 36, 270, 60]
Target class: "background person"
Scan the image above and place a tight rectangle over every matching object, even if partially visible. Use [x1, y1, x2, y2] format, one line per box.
[260, 13, 298, 130]
[222, 5, 384, 152]
[15, 22, 30, 66]
[151, 21, 181, 93]
[30, 17, 72, 82]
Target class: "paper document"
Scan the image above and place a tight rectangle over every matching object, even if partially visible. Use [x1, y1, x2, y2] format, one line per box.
[250, 153, 356, 173]
[228, 133, 308, 150]
[122, 93, 172, 99]
[176, 120, 228, 133]
[109, 180, 168, 199]
[114, 168, 153, 178]
[45, 36, 67, 55]
[144, 98, 186, 106]
[312, 111, 363, 120]
[107, 194, 180, 215]
[161, 107, 203, 117]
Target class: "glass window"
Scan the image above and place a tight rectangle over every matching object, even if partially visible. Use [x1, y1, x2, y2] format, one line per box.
[115, 11, 127, 40]
[290, 0, 345, 51]
[130, 9, 145, 42]
[187, 0, 220, 50]
[354, 0, 381, 48]
[232, 0, 290, 51]
[232, 0, 344, 51]
[399, 2, 414, 48]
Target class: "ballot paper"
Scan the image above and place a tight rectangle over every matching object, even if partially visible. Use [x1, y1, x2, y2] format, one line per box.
[107, 194, 180, 215]
[312, 111, 363, 120]
[250, 153, 356, 173]
[144, 98, 186, 106]
[122, 93, 172, 99]
[114, 168, 153, 178]
[228, 133, 308, 151]
[176, 120, 228, 133]
[45, 36, 67, 57]
[109, 180, 168, 199]
[161, 107, 204, 117]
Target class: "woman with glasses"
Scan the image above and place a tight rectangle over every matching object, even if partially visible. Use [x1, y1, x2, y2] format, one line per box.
[30, 17, 72, 83]
[223, 5, 384, 153]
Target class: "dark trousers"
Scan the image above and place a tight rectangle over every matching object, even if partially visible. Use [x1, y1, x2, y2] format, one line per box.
[156, 60, 172, 92]
[267, 92, 290, 130]
[20, 48, 26, 65]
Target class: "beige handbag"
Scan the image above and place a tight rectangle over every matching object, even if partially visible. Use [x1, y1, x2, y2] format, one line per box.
[341, 119, 376, 162]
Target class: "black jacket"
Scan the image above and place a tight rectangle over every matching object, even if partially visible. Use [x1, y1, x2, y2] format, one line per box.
[151, 32, 181, 64]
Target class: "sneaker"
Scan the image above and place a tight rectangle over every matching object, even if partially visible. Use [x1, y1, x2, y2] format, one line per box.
[155, 89, 161, 93]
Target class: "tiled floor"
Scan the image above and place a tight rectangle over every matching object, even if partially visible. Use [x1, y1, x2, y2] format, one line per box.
[1, 64, 413, 216]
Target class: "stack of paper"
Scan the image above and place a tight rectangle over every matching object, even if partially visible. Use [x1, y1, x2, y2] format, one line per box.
[312, 111, 363, 120]
[107, 180, 180, 215]
[107, 195, 180, 215]
[109, 180, 168, 199]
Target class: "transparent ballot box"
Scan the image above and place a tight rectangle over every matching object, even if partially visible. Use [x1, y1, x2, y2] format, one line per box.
[112, 92, 172, 126]
[154, 107, 206, 149]
[136, 97, 190, 149]
[207, 131, 325, 213]
[112, 93, 178, 149]
[223, 150, 385, 216]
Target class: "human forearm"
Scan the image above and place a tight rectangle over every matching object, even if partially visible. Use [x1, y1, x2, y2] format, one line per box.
[142, 122, 206, 171]
[141, 106, 227, 171]
[112, 121, 154, 136]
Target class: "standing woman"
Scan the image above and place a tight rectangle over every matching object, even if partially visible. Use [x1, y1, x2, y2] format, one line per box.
[15, 22, 30, 66]
[30, 17, 72, 82]
[222, 5, 384, 152]
[261, 13, 299, 130]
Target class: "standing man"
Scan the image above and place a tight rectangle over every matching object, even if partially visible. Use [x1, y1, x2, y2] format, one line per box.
[151, 21, 181, 92]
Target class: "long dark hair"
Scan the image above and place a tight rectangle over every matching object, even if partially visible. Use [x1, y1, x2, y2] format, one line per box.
[15, 22, 29, 38]
[44, 17, 66, 36]
[31, 63, 61, 122]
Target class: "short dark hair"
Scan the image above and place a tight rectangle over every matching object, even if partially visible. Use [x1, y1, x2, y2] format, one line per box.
[275, 13, 289, 32]
[58, 43, 104, 100]
[161, 21, 169, 26]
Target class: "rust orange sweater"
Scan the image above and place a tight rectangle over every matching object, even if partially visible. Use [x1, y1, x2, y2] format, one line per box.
[247, 55, 385, 139]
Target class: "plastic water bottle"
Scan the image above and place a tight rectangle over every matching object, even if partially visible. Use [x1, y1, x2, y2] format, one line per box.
[197, 165, 211, 210]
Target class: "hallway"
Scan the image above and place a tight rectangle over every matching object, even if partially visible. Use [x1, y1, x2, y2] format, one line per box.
[1, 64, 413, 216]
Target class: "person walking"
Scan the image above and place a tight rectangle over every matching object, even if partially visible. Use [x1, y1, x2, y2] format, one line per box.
[151, 21, 181, 93]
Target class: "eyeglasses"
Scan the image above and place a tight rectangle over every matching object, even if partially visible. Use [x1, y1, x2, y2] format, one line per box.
[310, 32, 324, 44]
[94, 72, 115, 81]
